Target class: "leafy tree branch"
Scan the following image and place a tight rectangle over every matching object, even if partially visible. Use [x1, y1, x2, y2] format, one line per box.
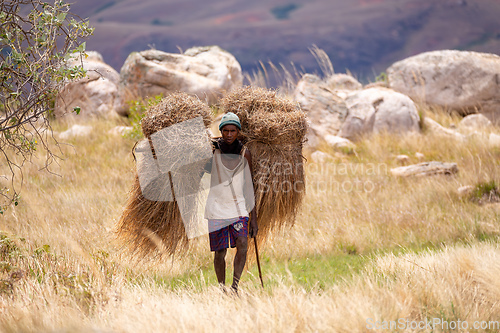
[0, 0, 94, 212]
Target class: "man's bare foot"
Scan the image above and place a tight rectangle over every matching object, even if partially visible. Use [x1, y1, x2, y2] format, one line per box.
[230, 285, 239, 297]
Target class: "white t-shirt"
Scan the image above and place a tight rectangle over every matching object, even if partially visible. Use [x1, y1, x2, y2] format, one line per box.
[204, 148, 254, 221]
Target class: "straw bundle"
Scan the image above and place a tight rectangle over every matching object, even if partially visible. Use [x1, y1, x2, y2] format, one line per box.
[116, 92, 213, 259]
[220, 86, 307, 239]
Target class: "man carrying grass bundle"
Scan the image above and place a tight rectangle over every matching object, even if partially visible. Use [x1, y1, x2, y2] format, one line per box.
[204, 112, 258, 294]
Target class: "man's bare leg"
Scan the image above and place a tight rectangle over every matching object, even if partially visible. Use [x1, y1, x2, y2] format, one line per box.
[232, 236, 248, 292]
[214, 249, 227, 286]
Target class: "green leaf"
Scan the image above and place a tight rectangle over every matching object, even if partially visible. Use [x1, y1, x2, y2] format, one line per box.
[56, 13, 67, 22]
[73, 106, 81, 115]
[76, 42, 86, 53]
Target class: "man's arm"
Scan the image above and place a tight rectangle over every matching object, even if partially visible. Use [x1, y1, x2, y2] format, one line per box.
[244, 148, 258, 238]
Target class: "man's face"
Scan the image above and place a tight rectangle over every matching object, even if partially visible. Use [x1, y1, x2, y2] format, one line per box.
[221, 124, 239, 145]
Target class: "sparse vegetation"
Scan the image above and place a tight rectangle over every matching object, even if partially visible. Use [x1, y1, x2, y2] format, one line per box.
[471, 180, 500, 204]
[243, 45, 337, 93]
[375, 71, 388, 84]
[125, 95, 163, 140]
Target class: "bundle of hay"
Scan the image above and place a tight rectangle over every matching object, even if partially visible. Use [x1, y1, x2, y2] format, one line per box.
[116, 92, 213, 259]
[220, 86, 307, 239]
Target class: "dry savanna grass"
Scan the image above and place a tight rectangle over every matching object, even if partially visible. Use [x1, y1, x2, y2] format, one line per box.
[0, 106, 499, 332]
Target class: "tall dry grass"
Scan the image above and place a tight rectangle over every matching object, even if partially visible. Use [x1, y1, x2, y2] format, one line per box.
[0, 109, 499, 331]
[243, 45, 338, 95]
[2, 240, 500, 332]
[267, 122, 500, 259]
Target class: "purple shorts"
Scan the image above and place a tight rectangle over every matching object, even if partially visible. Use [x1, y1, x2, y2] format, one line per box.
[208, 216, 249, 252]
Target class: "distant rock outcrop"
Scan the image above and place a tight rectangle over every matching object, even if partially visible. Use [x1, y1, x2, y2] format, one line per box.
[115, 46, 243, 116]
[387, 50, 500, 123]
[55, 51, 120, 118]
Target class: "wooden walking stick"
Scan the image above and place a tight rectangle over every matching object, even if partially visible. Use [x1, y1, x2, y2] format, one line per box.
[254, 236, 264, 288]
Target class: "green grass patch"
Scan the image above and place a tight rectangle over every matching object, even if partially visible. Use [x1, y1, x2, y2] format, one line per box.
[471, 180, 499, 203]
[125, 94, 163, 140]
[147, 234, 500, 293]
[152, 252, 370, 292]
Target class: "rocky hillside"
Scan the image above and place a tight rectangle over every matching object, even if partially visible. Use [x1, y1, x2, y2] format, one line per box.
[72, 0, 500, 81]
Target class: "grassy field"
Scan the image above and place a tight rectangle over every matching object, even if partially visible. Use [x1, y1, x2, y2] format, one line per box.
[1, 109, 500, 332]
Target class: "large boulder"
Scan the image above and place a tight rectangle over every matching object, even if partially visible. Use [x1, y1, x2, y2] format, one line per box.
[115, 46, 243, 115]
[294, 74, 349, 137]
[295, 75, 420, 142]
[295, 74, 419, 141]
[387, 50, 500, 122]
[55, 51, 120, 118]
[338, 88, 421, 140]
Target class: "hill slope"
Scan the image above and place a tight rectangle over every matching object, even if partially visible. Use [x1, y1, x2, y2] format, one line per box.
[71, 0, 500, 81]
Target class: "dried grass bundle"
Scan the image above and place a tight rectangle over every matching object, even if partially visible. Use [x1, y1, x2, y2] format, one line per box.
[116, 177, 186, 258]
[142, 93, 213, 137]
[220, 86, 307, 239]
[116, 92, 213, 259]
